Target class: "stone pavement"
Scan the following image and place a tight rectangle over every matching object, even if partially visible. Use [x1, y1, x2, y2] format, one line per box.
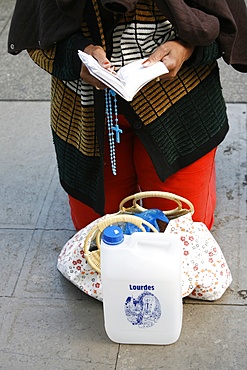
[0, 1, 246, 369]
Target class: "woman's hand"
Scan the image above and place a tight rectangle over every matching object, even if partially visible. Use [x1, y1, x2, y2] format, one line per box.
[143, 40, 195, 80]
[80, 44, 112, 89]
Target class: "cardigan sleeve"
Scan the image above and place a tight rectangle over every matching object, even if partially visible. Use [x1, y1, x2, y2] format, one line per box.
[184, 41, 222, 67]
[28, 30, 95, 81]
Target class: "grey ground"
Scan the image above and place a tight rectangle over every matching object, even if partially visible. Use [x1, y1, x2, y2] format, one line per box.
[0, 1, 246, 369]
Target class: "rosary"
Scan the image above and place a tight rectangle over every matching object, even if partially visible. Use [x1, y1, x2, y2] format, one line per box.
[105, 88, 122, 175]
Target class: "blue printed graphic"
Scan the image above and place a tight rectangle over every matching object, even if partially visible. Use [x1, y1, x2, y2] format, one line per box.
[125, 292, 161, 328]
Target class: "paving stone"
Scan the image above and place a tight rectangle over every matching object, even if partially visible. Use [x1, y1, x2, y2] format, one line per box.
[0, 19, 50, 101]
[116, 304, 247, 370]
[0, 230, 33, 297]
[0, 297, 118, 370]
[219, 60, 247, 103]
[35, 172, 75, 231]
[212, 104, 247, 304]
[0, 0, 50, 100]
[0, 101, 56, 228]
[0, 45, 51, 100]
[13, 230, 82, 300]
[0, 0, 15, 34]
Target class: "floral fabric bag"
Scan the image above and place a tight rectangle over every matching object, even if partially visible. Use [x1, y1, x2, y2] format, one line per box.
[57, 191, 232, 301]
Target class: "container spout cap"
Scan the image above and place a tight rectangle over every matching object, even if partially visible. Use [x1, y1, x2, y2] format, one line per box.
[102, 226, 124, 245]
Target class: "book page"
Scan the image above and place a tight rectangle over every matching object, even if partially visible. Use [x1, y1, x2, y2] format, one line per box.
[78, 51, 169, 101]
[78, 51, 128, 99]
[117, 59, 169, 98]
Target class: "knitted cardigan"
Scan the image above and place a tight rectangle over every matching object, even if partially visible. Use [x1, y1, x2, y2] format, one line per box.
[27, 0, 228, 214]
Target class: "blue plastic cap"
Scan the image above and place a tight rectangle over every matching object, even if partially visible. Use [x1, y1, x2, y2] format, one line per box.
[102, 226, 124, 245]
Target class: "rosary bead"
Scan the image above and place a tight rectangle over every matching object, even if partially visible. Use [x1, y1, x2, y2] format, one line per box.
[105, 88, 123, 176]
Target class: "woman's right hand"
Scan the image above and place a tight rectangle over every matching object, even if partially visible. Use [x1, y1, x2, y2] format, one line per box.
[80, 44, 112, 90]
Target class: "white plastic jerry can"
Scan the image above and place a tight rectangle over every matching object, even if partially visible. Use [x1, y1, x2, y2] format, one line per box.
[100, 226, 183, 345]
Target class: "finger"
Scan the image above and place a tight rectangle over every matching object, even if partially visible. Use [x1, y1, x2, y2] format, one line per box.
[88, 76, 107, 90]
[156, 73, 176, 82]
[80, 64, 106, 89]
[91, 47, 112, 68]
[161, 57, 177, 71]
[84, 45, 112, 69]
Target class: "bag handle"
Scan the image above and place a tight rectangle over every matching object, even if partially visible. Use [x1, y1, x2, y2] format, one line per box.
[84, 214, 158, 273]
[119, 190, 194, 216]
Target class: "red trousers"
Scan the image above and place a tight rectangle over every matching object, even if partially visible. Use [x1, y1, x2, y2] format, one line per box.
[69, 115, 217, 230]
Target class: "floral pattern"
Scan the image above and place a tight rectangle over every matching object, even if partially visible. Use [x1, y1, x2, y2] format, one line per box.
[57, 213, 232, 302]
[166, 213, 232, 300]
[57, 216, 109, 302]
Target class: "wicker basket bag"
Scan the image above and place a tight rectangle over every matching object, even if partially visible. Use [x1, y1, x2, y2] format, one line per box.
[57, 191, 232, 301]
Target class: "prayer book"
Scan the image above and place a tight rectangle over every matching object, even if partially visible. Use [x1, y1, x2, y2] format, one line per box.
[78, 50, 169, 101]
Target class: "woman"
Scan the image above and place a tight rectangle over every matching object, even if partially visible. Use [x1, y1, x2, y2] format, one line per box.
[8, 0, 247, 230]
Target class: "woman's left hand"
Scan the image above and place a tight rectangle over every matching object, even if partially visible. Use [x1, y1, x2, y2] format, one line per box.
[143, 40, 195, 80]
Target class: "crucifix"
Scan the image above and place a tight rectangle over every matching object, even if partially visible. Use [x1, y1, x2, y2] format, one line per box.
[112, 124, 123, 143]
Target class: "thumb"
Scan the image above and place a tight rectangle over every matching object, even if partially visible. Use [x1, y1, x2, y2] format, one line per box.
[142, 48, 164, 67]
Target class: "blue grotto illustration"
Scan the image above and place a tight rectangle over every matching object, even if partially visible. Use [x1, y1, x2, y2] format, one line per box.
[124, 291, 161, 328]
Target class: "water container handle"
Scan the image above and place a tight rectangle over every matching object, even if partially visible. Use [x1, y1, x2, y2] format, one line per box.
[84, 214, 158, 273]
[119, 190, 194, 217]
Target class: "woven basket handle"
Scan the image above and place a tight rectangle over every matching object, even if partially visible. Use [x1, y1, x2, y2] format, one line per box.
[84, 214, 158, 273]
[119, 190, 194, 216]
[84, 214, 158, 255]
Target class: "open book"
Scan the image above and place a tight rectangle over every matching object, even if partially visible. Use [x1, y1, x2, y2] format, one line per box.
[78, 50, 169, 101]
